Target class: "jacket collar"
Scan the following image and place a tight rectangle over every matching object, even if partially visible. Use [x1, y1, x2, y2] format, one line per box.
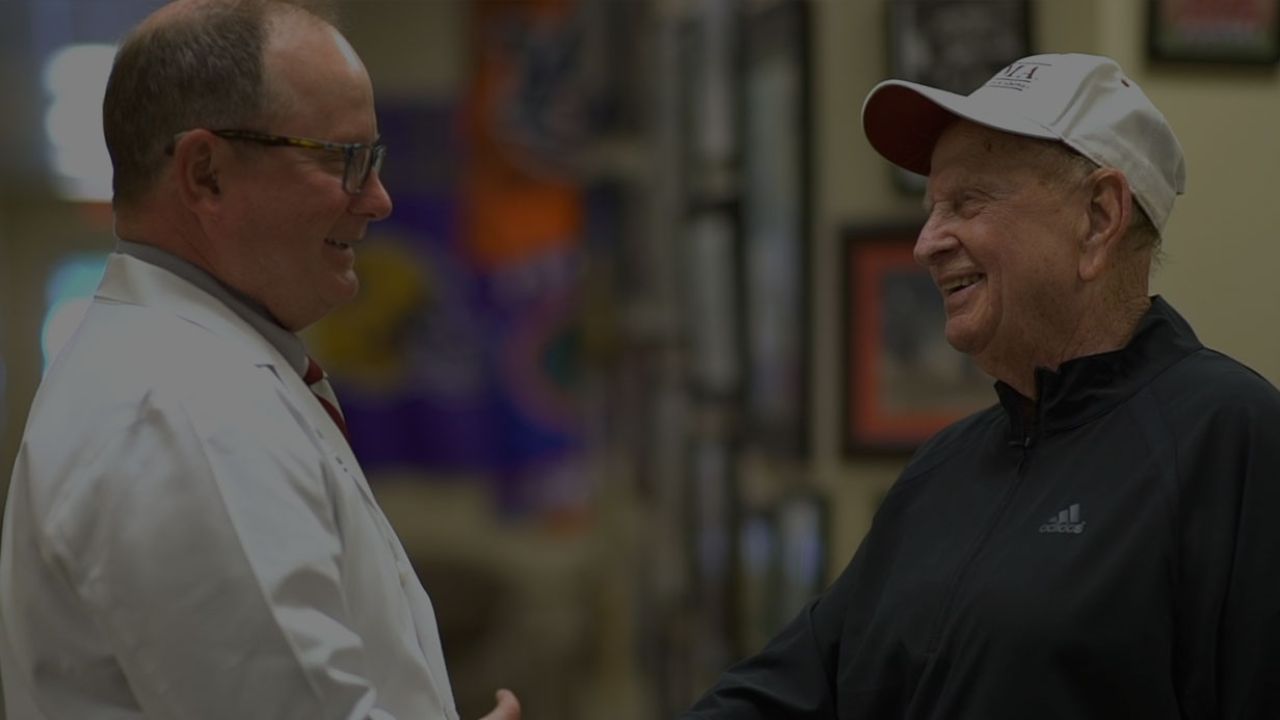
[995, 296, 1203, 440]
[95, 252, 291, 370]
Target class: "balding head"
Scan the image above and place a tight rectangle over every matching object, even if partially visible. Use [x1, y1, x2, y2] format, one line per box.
[103, 0, 334, 210]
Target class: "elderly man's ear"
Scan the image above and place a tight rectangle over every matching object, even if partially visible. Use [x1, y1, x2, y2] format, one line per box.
[1078, 168, 1133, 282]
[172, 130, 225, 212]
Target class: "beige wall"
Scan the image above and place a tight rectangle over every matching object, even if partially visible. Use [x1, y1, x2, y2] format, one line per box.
[812, 0, 1280, 577]
[1097, 3, 1280, 381]
[341, 0, 467, 100]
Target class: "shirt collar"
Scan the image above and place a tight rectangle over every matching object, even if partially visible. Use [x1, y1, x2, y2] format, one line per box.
[115, 238, 308, 377]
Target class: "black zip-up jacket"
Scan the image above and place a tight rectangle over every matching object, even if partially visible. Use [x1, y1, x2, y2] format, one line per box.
[684, 297, 1280, 718]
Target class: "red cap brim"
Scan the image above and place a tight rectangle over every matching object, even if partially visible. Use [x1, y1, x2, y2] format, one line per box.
[862, 82, 964, 176]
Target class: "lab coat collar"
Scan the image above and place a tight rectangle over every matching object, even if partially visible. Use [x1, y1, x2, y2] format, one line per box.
[95, 252, 287, 370]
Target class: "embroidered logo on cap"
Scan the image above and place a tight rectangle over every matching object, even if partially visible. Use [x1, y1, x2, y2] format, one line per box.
[985, 60, 1050, 92]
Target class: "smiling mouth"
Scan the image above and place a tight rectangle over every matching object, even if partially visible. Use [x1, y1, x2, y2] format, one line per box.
[324, 238, 353, 250]
[941, 274, 984, 296]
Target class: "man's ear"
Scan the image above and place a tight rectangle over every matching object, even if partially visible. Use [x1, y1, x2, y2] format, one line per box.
[171, 130, 226, 213]
[1079, 168, 1132, 282]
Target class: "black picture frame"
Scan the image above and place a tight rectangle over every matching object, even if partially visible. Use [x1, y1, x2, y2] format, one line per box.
[739, 0, 811, 456]
[1147, 0, 1280, 64]
[884, 0, 1033, 192]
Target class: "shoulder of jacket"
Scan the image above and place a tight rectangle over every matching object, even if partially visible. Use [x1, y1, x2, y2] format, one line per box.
[31, 301, 293, 450]
[897, 403, 1005, 484]
[1148, 347, 1280, 418]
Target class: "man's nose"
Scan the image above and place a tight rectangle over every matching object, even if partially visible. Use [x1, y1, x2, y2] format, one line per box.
[913, 212, 957, 268]
[354, 170, 393, 221]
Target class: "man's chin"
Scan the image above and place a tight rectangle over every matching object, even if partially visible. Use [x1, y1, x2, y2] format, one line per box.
[310, 279, 360, 324]
[944, 322, 984, 356]
[331, 274, 360, 302]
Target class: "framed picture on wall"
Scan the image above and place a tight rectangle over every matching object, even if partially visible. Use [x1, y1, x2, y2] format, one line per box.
[885, 0, 1032, 192]
[1148, 0, 1280, 64]
[741, 0, 810, 456]
[841, 225, 995, 454]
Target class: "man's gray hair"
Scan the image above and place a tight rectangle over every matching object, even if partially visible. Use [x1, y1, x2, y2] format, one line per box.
[1021, 135, 1163, 257]
[102, 0, 337, 209]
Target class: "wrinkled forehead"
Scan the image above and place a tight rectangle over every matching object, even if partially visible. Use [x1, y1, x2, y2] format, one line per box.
[931, 120, 1085, 185]
[925, 120, 1083, 205]
[933, 121, 1025, 169]
[926, 122, 1016, 187]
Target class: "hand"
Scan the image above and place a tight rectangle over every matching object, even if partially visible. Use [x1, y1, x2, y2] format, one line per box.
[477, 688, 521, 720]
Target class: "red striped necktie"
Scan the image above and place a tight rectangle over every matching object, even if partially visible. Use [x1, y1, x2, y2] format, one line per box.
[303, 357, 350, 443]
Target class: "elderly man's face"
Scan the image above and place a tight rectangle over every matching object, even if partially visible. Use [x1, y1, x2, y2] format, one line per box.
[916, 121, 1088, 374]
[209, 18, 392, 331]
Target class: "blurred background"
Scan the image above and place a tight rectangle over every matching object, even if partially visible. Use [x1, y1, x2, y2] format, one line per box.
[2, 0, 1280, 717]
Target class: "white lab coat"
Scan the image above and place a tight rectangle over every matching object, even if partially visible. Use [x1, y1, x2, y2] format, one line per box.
[0, 253, 459, 719]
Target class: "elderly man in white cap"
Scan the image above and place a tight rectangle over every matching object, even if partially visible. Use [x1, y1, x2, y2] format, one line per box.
[682, 53, 1280, 719]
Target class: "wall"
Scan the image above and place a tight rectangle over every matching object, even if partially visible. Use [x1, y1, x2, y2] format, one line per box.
[342, 0, 467, 100]
[1096, 3, 1280, 381]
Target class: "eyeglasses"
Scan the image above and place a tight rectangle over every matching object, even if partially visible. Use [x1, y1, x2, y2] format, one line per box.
[166, 128, 387, 195]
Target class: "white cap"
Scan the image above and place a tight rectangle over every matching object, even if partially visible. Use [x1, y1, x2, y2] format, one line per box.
[862, 53, 1186, 232]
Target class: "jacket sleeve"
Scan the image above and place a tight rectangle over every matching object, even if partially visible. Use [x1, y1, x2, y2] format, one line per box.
[679, 570, 850, 719]
[678, 503, 911, 720]
[1171, 368, 1280, 718]
[39, 381, 414, 720]
[679, 439, 951, 720]
[1215, 395, 1280, 717]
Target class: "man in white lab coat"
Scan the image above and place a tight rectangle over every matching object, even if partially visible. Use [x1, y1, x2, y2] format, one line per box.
[0, 1, 520, 718]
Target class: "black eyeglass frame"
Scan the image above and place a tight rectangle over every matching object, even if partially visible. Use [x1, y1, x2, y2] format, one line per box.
[165, 128, 387, 195]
